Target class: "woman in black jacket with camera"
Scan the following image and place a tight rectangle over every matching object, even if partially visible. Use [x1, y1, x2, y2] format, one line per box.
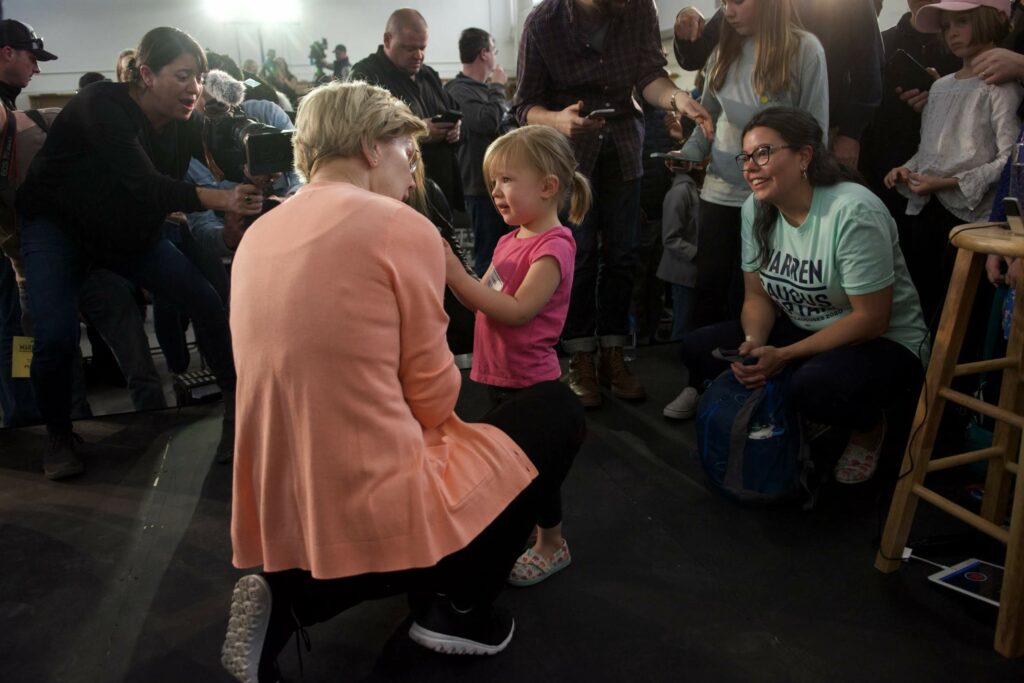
[17, 26, 261, 479]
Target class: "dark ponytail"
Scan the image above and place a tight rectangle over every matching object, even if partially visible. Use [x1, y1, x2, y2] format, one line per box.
[741, 106, 863, 270]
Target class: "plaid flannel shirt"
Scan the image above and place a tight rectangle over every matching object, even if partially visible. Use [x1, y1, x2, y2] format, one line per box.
[513, 0, 669, 181]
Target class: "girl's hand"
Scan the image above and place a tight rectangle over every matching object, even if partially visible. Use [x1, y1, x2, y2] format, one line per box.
[738, 336, 764, 357]
[987, 253, 1006, 286]
[906, 173, 956, 196]
[884, 166, 911, 189]
[731, 345, 788, 389]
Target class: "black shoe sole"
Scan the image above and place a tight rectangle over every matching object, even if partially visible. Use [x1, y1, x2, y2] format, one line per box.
[44, 460, 85, 481]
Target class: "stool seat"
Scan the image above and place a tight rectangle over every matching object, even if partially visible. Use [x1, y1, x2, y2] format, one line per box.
[876, 222, 1024, 658]
[950, 222, 1024, 258]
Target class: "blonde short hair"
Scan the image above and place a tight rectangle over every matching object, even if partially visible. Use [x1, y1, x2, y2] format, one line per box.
[482, 125, 592, 225]
[292, 80, 428, 180]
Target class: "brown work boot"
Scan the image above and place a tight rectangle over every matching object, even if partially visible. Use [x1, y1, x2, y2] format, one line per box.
[567, 351, 602, 408]
[599, 346, 646, 401]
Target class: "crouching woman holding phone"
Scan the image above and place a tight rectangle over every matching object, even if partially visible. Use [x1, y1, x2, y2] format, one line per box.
[16, 26, 261, 478]
[673, 108, 930, 484]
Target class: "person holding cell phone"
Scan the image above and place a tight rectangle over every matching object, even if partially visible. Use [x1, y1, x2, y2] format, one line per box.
[675, 0, 829, 335]
[673, 107, 929, 485]
[859, 0, 961, 224]
[350, 9, 464, 210]
[883, 0, 1022, 332]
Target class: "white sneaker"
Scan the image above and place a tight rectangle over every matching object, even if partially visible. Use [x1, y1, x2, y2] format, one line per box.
[663, 387, 699, 420]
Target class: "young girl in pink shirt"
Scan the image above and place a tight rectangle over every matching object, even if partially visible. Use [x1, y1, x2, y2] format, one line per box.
[445, 125, 591, 586]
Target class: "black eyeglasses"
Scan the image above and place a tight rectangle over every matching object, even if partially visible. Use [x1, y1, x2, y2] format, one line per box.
[735, 144, 798, 171]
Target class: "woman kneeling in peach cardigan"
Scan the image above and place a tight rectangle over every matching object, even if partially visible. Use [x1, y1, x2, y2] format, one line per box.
[220, 80, 585, 683]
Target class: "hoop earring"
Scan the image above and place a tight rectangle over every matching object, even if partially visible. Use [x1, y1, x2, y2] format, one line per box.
[801, 167, 808, 180]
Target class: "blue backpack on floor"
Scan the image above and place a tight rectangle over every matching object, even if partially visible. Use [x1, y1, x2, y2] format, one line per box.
[695, 368, 811, 506]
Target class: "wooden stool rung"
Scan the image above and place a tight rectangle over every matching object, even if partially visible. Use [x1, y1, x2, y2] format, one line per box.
[913, 483, 1011, 543]
[937, 387, 1024, 429]
[954, 357, 1018, 377]
[927, 446, 1005, 473]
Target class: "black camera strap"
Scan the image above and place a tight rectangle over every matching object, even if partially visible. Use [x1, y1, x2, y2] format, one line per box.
[0, 107, 18, 191]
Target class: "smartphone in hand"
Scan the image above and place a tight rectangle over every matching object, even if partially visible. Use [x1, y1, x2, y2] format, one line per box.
[584, 108, 616, 119]
[432, 111, 463, 124]
[887, 49, 934, 93]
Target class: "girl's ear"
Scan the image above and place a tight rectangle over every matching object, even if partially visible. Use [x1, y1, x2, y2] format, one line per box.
[540, 174, 561, 200]
[800, 145, 814, 170]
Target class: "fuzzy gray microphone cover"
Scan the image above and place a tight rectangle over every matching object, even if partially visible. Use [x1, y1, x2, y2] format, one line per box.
[204, 69, 246, 106]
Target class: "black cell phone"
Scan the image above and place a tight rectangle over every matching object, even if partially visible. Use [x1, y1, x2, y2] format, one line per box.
[1005, 197, 1024, 234]
[585, 108, 616, 119]
[431, 111, 463, 124]
[713, 347, 759, 365]
[887, 49, 934, 93]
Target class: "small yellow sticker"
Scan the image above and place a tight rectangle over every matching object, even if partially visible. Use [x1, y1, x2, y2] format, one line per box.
[760, 94, 770, 104]
[12, 335, 32, 378]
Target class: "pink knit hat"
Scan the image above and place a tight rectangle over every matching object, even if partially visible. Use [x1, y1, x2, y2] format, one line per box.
[913, 0, 1012, 33]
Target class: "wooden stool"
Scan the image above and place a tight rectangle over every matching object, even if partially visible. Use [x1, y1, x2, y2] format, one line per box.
[876, 222, 1024, 657]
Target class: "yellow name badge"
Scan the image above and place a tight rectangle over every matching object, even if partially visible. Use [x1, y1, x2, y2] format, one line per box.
[12, 335, 32, 378]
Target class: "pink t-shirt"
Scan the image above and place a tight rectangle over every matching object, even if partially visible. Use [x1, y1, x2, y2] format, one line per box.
[471, 226, 576, 388]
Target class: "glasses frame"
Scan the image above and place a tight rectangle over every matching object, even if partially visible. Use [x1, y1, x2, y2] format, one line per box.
[735, 144, 800, 172]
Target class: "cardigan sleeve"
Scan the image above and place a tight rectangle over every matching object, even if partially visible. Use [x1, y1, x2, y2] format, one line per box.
[385, 205, 461, 430]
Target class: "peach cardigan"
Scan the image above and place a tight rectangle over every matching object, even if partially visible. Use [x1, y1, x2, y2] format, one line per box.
[229, 181, 537, 578]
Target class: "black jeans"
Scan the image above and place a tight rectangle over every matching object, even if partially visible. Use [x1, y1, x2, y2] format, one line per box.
[691, 200, 744, 330]
[680, 317, 924, 432]
[563, 142, 642, 345]
[260, 381, 585, 655]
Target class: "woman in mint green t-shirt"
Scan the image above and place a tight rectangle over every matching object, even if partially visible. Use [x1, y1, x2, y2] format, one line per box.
[671, 107, 930, 484]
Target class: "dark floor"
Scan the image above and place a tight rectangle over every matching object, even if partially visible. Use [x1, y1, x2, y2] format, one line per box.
[2, 341, 1022, 683]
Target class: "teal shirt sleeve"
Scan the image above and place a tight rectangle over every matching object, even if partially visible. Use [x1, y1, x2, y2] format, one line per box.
[834, 202, 897, 296]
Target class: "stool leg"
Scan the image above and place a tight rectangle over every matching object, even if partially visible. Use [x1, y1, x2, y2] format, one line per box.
[994, 436, 1024, 656]
[876, 249, 983, 572]
[983, 279, 1024, 524]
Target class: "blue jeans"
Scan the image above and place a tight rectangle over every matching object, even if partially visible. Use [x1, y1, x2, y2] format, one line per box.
[0, 256, 40, 427]
[19, 213, 235, 435]
[464, 195, 508, 277]
[152, 220, 230, 374]
[562, 143, 642, 351]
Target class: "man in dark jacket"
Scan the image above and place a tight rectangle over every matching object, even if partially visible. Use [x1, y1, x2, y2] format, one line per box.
[350, 9, 463, 210]
[444, 27, 513, 276]
[672, 0, 884, 169]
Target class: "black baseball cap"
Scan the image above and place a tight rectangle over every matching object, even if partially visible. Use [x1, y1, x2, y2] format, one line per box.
[0, 20, 57, 61]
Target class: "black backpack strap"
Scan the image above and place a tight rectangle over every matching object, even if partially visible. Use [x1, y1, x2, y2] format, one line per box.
[25, 109, 50, 132]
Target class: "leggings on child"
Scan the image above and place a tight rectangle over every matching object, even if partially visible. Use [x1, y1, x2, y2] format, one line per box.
[258, 380, 585, 658]
[680, 317, 924, 432]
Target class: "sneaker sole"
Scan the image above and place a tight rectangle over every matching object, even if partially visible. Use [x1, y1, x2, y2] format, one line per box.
[662, 406, 695, 420]
[408, 619, 515, 656]
[221, 575, 271, 683]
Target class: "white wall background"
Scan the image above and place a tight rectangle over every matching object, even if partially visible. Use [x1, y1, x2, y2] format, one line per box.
[11, 0, 910, 109]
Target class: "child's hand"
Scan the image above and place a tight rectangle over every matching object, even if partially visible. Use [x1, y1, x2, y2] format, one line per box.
[987, 253, 1006, 286]
[905, 173, 956, 196]
[884, 166, 911, 189]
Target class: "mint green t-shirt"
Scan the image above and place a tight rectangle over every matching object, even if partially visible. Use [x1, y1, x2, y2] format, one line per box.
[741, 182, 930, 362]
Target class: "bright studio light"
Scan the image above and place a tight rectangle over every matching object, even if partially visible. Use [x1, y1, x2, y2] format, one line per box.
[205, 0, 301, 23]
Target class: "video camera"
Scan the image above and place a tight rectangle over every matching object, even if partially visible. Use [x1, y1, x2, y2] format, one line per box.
[204, 107, 294, 184]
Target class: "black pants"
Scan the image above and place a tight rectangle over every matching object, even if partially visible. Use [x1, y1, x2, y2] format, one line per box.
[260, 381, 585, 657]
[691, 200, 744, 330]
[680, 317, 924, 432]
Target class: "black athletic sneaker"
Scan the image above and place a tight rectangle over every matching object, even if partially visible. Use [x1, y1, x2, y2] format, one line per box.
[408, 597, 515, 655]
[43, 433, 85, 481]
